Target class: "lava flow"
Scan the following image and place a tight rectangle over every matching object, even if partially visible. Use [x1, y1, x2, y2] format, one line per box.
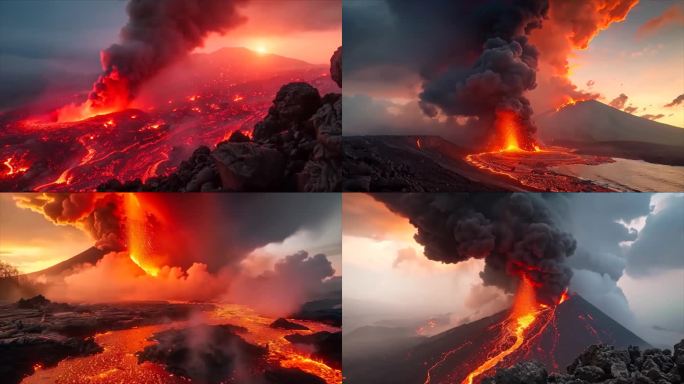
[424, 276, 568, 384]
[23, 304, 341, 384]
[124, 194, 162, 277]
[0, 63, 334, 192]
[463, 110, 615, 191]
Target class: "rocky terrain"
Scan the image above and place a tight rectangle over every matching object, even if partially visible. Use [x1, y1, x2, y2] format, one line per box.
[343, 136, 503, 192]
[285, 331, 342, 369]
[483, 341, 684, 384]
[138, 324, 330, 384]
[270, 318, 310, 330]
[0, 295, 213, 383]
[98, 46, 342, 192]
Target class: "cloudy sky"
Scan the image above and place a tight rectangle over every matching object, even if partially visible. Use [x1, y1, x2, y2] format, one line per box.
[343, 193, 684, 348]
[0, 193, 342, 276]
[0, 0, 340, 110]
[343, 0, 683, 138]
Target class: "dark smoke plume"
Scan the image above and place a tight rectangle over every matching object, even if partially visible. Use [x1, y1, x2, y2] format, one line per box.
[89, 0, 247, 109]
[411, 0, 549, 149]
[14, 193, 125, 251]
[373, 193, 575, 304]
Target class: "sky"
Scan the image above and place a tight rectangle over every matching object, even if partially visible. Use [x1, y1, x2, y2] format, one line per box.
[0, 193, 342, 276]
[343, 0, 684, 139]
[343, 193, 684, 348]
[0, 0, 340, 110]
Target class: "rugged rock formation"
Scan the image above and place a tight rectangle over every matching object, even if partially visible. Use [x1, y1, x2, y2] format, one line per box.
[0, 296, 212, 383]
[98, 46, 342, 192]
[285, 331, 342, 369]
[482, 341, 684, 384]
[270, 318, 310, 331]
[138, 325, 264, 384]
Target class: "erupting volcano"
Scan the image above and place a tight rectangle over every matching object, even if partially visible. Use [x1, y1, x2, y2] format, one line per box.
[1, 193, 342, 384]
[0, 0, 340, 192]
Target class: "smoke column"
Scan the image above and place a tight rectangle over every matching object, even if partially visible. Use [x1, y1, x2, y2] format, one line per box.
[88, 0, 247, 111]
[407, 1, 549, 150]
[373, 193, 576, 304]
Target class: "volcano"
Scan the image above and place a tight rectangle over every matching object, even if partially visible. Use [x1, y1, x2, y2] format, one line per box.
[25, 247, 106, 282]
[343, 294, 649, 384]
[537, 100, 684, 166]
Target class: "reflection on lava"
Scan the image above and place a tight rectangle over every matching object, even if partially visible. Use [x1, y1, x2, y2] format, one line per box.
[0, 68, 334, 191]
[21, 304, 341, 384]
[210, 304, 342, 384]
[464, 147, 615, 191]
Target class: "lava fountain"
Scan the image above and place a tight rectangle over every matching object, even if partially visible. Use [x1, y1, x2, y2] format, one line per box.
[124, 194, 161, 276]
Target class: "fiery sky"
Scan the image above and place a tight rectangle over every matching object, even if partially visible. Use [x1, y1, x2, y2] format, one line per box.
[0, 0, 340, 110]
[343, 193, 684, 348]
[0, 193, 341, 276]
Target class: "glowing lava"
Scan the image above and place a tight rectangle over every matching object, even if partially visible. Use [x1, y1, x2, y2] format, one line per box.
[495, 110, 524, 152]
[56, 68, 131, 123]
[461, 276, 541, 384]
[124, 194, 160, 277]
[2, 157, 29, 176]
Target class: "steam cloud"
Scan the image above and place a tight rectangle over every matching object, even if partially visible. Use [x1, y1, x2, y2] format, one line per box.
[373, 193, 576, 304]
[89, 0, 247, 109]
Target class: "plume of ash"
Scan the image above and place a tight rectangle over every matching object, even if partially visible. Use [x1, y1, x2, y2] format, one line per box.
[373, 193, 576, 305]
[410, 0, 549, 149]
[14, 193, 125, 251]
[89, 0, 247, 109]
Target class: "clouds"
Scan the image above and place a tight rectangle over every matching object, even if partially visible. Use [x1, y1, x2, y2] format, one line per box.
[665, 94, 684, 108]
[609, 93, 629, 110]
[625, 195, 684, 277]
[636, 4, 684, 39]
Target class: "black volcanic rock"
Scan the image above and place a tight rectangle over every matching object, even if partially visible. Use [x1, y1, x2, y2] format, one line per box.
[16, 295, 50, 309]
[285, 331, 342, 369]
[212, 142, 285, 190]
[138, 325, 265, 384]
[482, 360, 547, 384]
[485, 341, 684, 384]
[0, 335, 102, 384]
[270, 318, 310, 331]
[330, 46, 341, 87]
[264, 367, 326, 384]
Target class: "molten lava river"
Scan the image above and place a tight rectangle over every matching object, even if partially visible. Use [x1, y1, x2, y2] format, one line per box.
[22, 304, 342, 384]
[0, 69, 333, 191]
[424, 278, 568, 384]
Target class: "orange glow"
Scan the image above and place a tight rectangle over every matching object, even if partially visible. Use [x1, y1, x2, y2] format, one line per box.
[3, 157, 29, 176]
[559, 289, 570, 304]
[494, 110, 523, 152]
[555, 97, 588, 111]
[416, 138, 423, 149]
[462, 276, 540, 384]
[124, 194, 160, 277]
[56, 68, 130, 123]
[188, 95, 200, 102]
[233, 95, 244, 102]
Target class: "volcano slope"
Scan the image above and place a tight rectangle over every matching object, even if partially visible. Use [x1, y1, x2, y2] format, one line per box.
[343, 295, 649, 384]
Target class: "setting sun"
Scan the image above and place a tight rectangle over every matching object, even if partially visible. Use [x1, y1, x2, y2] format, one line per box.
[254, 45, 268, 55]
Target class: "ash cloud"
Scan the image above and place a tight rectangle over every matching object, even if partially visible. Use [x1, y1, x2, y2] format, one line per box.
[373, 193, 576, 305]
[14, 193, 125, 251]
[89, 0, 247, 108]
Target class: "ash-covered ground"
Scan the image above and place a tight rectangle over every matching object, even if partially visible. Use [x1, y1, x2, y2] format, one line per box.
[482, 341, 684, 384]
[97, 47, 342, 192]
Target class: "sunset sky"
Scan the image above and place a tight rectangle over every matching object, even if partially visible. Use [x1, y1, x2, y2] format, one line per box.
[343, 193, 684, 348]
[0, 193, 342, 276]
[0, 0, 340, 109]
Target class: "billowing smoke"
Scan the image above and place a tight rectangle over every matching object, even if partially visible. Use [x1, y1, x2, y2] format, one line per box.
[14, 193, 125, 251]
[373, 193, 576, 304]
[228, 251, 336, 316]
[89, 0, 247, 110]
[411, 1, 549, 149]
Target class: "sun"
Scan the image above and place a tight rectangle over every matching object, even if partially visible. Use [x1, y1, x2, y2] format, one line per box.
[254, 45, 268, 55]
